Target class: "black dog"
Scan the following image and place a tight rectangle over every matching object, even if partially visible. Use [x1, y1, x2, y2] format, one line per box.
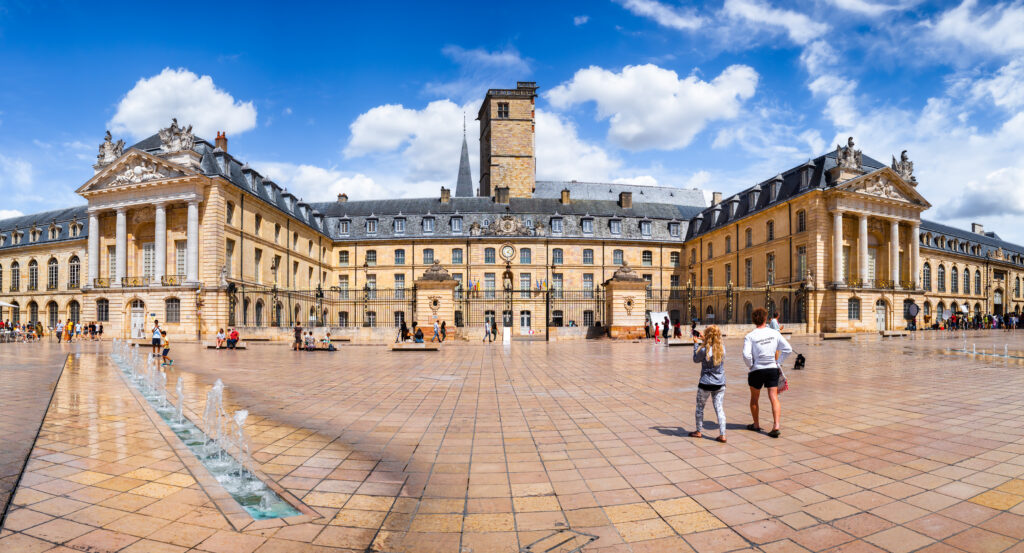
[793, 353, 806, 370]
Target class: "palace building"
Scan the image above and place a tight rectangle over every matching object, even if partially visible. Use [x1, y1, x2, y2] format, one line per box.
[2, 81, 1023, 340]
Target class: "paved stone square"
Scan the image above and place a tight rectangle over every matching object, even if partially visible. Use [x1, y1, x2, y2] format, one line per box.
[1, 332, 1023, 553]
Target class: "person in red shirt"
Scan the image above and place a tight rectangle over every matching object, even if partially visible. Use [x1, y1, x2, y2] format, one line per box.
[227, 328, 240, 349]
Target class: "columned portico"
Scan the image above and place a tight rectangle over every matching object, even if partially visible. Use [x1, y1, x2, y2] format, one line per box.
[858, 214, 869, 286]
[87, 211, 99, 286]
[833, 210, 844, 285]
[186, 200, 199, 283]
[154, 203, 167, 283]
[911, 223, 921, 289]
[890, 220, 900, 287]
[115, 208, 126, 286]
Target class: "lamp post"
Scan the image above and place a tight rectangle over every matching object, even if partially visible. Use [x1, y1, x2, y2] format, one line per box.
[315, 284, 324, 327]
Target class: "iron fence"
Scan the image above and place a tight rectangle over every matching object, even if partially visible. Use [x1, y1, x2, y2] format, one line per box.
[228, 284, 416, 328]
[647, 284, 808, 325]
[455, 288, 606, 329]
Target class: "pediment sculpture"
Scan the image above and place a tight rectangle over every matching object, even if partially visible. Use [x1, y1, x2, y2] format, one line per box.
[835, 136, 862, 170]
[891, 150, 917, 185]
[96, 130, 125, 166]
[158, 118, 195, 153]
[852, 175, 903, 201]
[484, 215, 532, 236]
[111, 160, 172, 186]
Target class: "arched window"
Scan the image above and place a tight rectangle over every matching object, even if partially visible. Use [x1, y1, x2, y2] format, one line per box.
[165, 298, 180, 323]
[10, 301, 19, 324]
[582, 249, 594, 265]
[937, 265, 946, 292]
[964, 268, 971, 295]
[551, 248, 563, 265]
[68, 300, 80, 325]
[922, 262, 931, 291]
[951, 267, 959, 293]
[923, 301, 931, 318]
[705, 305, 715, 319]
[744, 302, 753, 323]
[242, 298, 250, 325]
[670, 252, 680, 267]
[613, 249, 624, 265]
[28, 259, 38, 291]
[725, 236, 732, 253]
[394, 249, 405, 265]
[47, 301, 58, 328]
[47, 258, 59, 290]
[226, 201, 235, 224]
[0, 264, 3, 291]
[766, 220, 775, 241]
[485, 247, 497, 264]
[781, 297, 790, 322]
[422, 248, 435, 264]
[28, 301, 38, 325]
[796, 210, 806, 232]
[96, 299, 109, 322]
[975, 270, 982, 294]
[848, 298, 861, 320]
[254, 300, 264, 327]
[275, 302, 283, 326]
[1016, 277, 1020, 298]
[69, 256, 80, 289]
[642, 250, 653, 266]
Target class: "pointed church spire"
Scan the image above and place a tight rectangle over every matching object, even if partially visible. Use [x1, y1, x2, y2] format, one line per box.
[455, 116, 473, 197]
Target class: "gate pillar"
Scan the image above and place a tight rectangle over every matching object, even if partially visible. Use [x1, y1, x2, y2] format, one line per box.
[415, 261, 459, 333]
[603, 263, 648, 339]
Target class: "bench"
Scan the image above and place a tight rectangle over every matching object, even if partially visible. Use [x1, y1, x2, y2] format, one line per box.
[391, 343, 439, 352]
[881, 330, 907, 337]
[205, 341, 248, 350]
[820, 333, 854, 340]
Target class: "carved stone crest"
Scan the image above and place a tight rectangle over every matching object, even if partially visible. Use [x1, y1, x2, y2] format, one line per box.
[158, 118, 195, 153]
[96, 130, 125, 166]
[469, 221, 482, 236]
[111, 161, 169, 186]
[891, 150, 916, 185]
[484, 215, 532, 236]
[989, 247, 1005, 260]
[428, 295, 442, 317]
[623, 296, 636, 316]
[835, 136, 862, 170]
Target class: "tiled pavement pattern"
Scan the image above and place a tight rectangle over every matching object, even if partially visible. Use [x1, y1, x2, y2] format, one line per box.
[0, 345, 70, 522]
[1, 333, 1023, 552]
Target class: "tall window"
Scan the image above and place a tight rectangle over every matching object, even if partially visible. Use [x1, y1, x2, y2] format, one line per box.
[254, 249, 263, 282]
[707, 269, 714, 288]
[725, 264, 732, 285]
[583, 273, 594, 292]
[254, 214, 262, 236]
[484, 273, 496, 298]
[67, 256, 79, 289]
[451, 217, 463, 233]
[11, 261, 20, 290]
[28, 260, 38, 290]
[766, 221, 775, 241]
[670, 252, 680, 267]
[394, 218, 405, 234]
[452, 248, 463, 264]
[923, 263, 932, 291]
[975, 270, 981, 294]
[613, 249, 624, 265]
[272, 255, 281, 285]
[707, 243, 714, 259]
[366, 250, 377, 266]
[951, 267, 959, 293]
[423, 248, 434, 264]
[394, 249, 406, 265]
[745, 228, 752, 247]
[848, 298, 861, 320]
[0, 264, 3, 291]
[226, 202, 235, 225]
[68, 301, 79, 325]
[552, 248, 563, 265]
[1016, 277, 1021, 298]
[520, 248, 531, 264]
[937, 265, 946, 291]
[47, 258, 58, 289]
[497, 102, 509, 118]
[669, 222, 680, 237]
[551, 218, 563, 234]
[796, 246, 807, 281]
[96, 299, 109, 322]
[338, 275, 349, 298]
[745, 258, 752, 287]
[964, 269, 971, 294]
[142, 242, 155, 279]
[485, 248, 496, 264]
[583, 249, 594, 265]
[642, 250, 653, 266]
[520, 273, 531, 297]
[551, 273, 563, 298]
[366, 219, 377, 234]
[339, 250, 350, 265]
[225, 240, 235, 278]
[725, 236, 732, 253]
[165, 298, 180, 323]
[176, 241, 187, 277]
[394, 274, 405, 299]
[796, 210, 806, 232]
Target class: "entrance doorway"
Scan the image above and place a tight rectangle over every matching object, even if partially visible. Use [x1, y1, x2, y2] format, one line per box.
[130, 299, 145, 339]
[875, 300, 886, 331]
[994, 290, 1004, 316]
[519, 310, 531, 335]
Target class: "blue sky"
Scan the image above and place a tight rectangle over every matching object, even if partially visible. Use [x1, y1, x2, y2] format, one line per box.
[2, 0, 1024, 241]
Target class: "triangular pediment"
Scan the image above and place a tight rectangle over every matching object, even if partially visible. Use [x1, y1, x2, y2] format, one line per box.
[836, 167, 931, 208]
[76, 149, 193, 194]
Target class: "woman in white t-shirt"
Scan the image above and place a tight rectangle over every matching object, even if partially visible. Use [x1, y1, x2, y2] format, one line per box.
[215, 328, 226, 349]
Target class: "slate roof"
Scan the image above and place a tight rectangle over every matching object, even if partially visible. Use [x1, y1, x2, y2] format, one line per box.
[534, 180, 707, 207]
[920, 220, 1024, 265]
[0, 206, 89, 250]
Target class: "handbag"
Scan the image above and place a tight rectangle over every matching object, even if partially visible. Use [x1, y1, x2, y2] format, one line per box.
[778, 368, 789, 393]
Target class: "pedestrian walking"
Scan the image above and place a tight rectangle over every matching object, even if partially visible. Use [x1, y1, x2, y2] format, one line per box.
[440, 321, 447, 342]
[491, 318, 498, 342]
[55, 319, 64, 343]
[432, 320, 440, 342]
[151, 320, 162, 356]
[483, 320, 492, 342]
[743, 308, 792, 438]
[689, 325, 727, 443]
[160, 331, 173, 366]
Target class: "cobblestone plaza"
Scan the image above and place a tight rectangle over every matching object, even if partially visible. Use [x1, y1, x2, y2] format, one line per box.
[1, 335, 1023, 553]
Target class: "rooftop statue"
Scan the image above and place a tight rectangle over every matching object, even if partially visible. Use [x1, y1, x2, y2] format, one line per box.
[96, 130, 125, 166]
[835, 136, 862, 170]
[891, 150, 917, 185]
[158, 118, 195, 153]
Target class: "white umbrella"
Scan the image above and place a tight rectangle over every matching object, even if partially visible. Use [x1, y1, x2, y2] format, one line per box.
[0, 301, 17, 308]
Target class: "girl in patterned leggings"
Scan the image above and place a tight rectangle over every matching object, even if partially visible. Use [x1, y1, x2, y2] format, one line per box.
[689, 325, 727, 443]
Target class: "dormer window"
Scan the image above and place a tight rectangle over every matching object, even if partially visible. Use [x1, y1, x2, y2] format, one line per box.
[451, 216, 463, 233]
[669, 222, 680, 237]
[748, 190, 760, 211]
[581, 217, 594, 235]
[551, 217, 563, 234]
[29, 228, 41, 243]
[394, 217, 406, 234]
[338, 219, 350, 235]
[423, 217, 435, 234]
[366, 219, 378, 234]
[48, 225, 60, 240]
[609, 219, 621, 235]
[640, 221, 652, 237]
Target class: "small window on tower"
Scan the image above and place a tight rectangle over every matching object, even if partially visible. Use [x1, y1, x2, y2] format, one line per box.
[497, 102, 510, 118]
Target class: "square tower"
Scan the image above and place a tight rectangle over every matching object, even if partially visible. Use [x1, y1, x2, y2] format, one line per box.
[477, 81, 537, 198]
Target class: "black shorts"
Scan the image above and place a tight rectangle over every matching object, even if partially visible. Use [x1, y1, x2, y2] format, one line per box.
[152, 338, 161, 347]
[748, 369, 781, 389]
[162, 348, 170, 356]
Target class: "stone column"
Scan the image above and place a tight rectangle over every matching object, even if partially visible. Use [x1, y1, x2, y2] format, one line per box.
[859, 214, 869, 286]
[154, 203, 167, 284]
[115, 208, 126, 286]
[911, 223, 921, 289]
[87, 211, 99, 287]
[890, 220, 900, 287]
[186, 200, 199, 283]
[832, 211, 844, 284]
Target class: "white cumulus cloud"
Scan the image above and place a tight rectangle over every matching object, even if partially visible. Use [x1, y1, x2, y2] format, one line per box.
[109, 67, 257, 139]
[929, 0, 1024, 55]
[723, 0, 829, 45]
[0, 209, 25, 220]
[827, 0, 917, 16]
[546, 63, 758, 151]
[574, 15, 590, 25]
[966, 59, 1024, 109]
[535, 110, 621, 181]
[253, 162, 384, 203]
[614, 0, 705, 30]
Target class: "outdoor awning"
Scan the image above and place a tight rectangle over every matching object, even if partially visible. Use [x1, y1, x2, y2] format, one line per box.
[0, 301, 17, 308]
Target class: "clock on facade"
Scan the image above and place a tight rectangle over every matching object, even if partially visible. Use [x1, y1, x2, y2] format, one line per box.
[500, 244, 515, 261]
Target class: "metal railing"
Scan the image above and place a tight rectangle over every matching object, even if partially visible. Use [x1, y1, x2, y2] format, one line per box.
[227, 284, 416, 328]
[93, 277, 111, 288]
[161, 274, 186, 286]
[454, 288, 606, 329]
[122, 276, 150, 287]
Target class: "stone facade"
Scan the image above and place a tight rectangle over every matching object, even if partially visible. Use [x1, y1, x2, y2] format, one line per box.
[478, 82, 536, 198]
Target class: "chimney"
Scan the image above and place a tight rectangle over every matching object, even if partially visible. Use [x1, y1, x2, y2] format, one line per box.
[560, 188, 571, 204]
[711, 192, 722, 206]
[215, 131, 228, 152]
[337, 193, 348, 203]
[495, 186, 510, 204]
[972, 223, 985, 235]
[440, 186, 451, 204]
[619, 191, 633, 209]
